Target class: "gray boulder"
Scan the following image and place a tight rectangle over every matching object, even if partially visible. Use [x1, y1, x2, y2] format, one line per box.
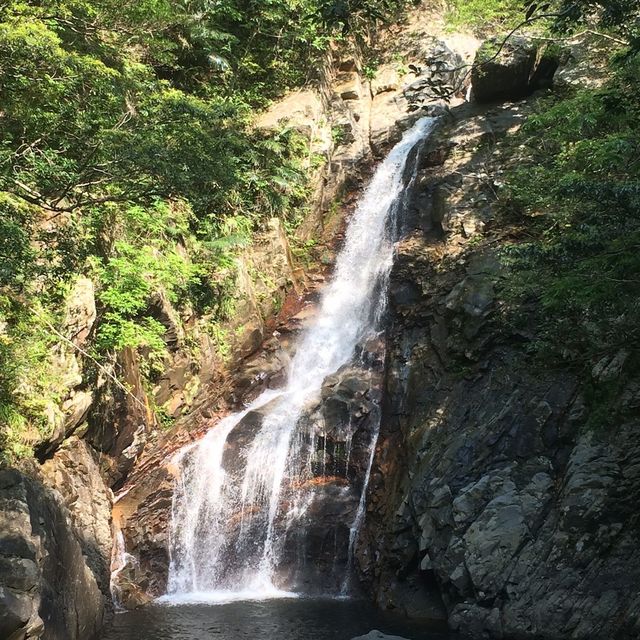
[0, 467, 111, 640]
[352, 632, 412, 640]
[471, 36, 561, 103]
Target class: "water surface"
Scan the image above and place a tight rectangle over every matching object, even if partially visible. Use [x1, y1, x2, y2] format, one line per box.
[102, 598, 450, 640]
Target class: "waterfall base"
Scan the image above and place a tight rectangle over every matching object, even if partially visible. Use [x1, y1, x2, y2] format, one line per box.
[101, 598, 448, 640]
[157, 586, 299, 606]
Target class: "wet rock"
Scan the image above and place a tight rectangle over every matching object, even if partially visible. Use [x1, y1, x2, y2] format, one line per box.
[352, 632, 412, 640]
[0, 468, 111, 640]
[450, 604, 503, 639]
[117, 479, 174, 600]
[113, 575, 153, 611]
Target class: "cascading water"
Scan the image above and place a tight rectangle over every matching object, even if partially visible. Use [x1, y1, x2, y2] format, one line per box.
[111, 528, 138, 608]
[165, 117, 437, 602]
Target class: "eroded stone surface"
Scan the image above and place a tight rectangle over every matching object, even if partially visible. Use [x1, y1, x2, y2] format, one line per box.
[0, 467, 111, 640]
[360, 78, 640, 640]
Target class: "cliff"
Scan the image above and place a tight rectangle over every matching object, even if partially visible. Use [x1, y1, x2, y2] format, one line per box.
[360, 95, 640, 638]
[1, 2, 639, 639]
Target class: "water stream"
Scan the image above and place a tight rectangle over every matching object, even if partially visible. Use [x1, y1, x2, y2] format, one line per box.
[164, 117, 437, 601]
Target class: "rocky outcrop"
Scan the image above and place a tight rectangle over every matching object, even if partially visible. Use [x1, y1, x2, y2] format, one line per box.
[352, 632, 411, 640]
[471, 36, 561, 103]
[35, 277, 97, 459]
[259, 32, 478, 243]
[360, 83, 640, 638]
[276, 355, 387, 593]
[0, 282, 116, 640]
[0, 467, 111, 640]
[85, 348, 153, 489]
[232, 217, 305, 357]
[41, 440, 113, 600]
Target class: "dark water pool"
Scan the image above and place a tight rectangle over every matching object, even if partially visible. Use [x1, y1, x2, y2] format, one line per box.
[101, 598, 450, 640]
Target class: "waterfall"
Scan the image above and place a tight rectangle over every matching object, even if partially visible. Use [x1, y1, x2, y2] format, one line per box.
[164, 116, 437, 603]
[111, 528, 137, 608]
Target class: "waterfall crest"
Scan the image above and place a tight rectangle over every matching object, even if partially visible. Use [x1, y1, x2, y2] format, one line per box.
[164, 117, 437, 602]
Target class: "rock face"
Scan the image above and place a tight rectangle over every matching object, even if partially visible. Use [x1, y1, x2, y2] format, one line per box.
[360, 85, 640, 638]
[41, 440, 113, 600]
[1, 278, 116, 639]
[232, 217, 304, 358]
[352, 632, 411, 640]
[277, 356, 387, 593]
[86, 348, 153, 489]
[471, 36, 561, 103]
[260, 33, 477, 242]
[0, 467, 111, 640]
[35, 277, 98, 459]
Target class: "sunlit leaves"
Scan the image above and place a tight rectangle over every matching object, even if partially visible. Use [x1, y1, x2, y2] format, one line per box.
[0, 0, 410, 458]
[498, 52, 640, 364]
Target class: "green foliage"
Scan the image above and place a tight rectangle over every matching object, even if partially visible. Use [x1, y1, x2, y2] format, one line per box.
[446, 0, 523, 34]
[205, 324, 234, 363]
[291, 237, 319, 268]
[448, 0, 638, 45]
[0, 195, 36, 289]
[0, 296, 62, 461]
[331, 124, 348, 146]
[551, 0, 640, 48]
[498, 53, 640, 370]
[316, 0, 409, 36]
[0, 0, 411, 460]
[362, 62, 378, 79]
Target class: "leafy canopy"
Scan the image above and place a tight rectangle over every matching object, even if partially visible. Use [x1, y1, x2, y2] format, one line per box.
[0, 0, 412, 460]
